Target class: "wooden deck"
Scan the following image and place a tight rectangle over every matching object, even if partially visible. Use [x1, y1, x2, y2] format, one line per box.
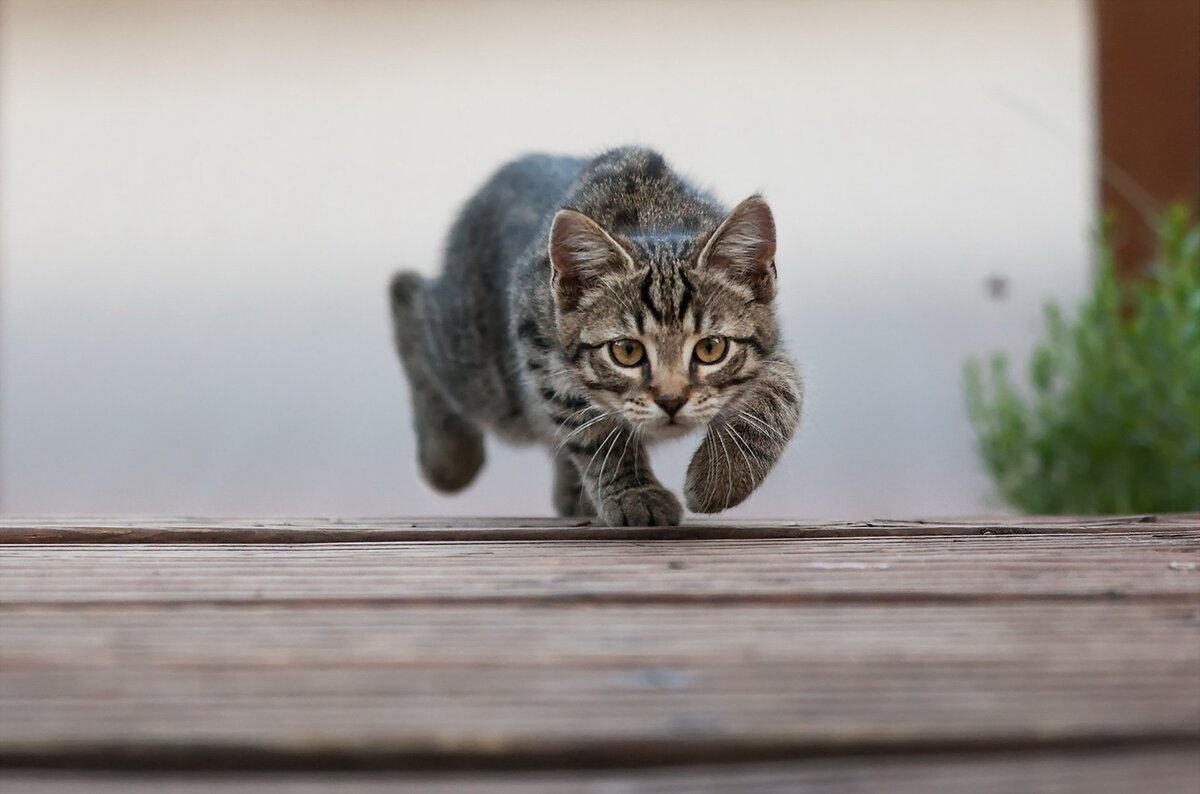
[1, 515, 1198, 792]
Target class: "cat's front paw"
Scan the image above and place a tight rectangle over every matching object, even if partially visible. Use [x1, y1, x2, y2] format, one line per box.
[599, 483, 682, 527]
[684, 435, 757, 514]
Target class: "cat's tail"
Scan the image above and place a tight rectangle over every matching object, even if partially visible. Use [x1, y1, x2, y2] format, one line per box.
[388, 270, 486, 493]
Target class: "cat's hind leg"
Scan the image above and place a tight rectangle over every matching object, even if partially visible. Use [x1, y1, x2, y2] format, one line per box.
[390, 272, 486, 493]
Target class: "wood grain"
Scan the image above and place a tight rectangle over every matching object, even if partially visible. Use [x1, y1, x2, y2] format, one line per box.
[1, 533, 1197, 605]
[1, 516, 1197, 785]
[3, 601, 1198, 765]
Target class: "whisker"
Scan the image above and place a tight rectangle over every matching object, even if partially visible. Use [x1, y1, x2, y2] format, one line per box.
[582, 425, 622, 507]
[738, 410, 787, 444]
[553, 405, 602, 437]
[614, 427, 635, 488]
[633, 426, 644, 482]
[702, 429, 718, 500]
[725, 423, 765, 486]
[597, 427, 625, 510]
[715, 426, 734, 511]
[583, 425, 620, 480]
[553, 412, 611, 455]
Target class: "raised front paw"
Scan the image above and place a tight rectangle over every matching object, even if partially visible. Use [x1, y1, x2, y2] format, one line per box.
[598, 483, 682, 527]
[683, 433, 758, 514]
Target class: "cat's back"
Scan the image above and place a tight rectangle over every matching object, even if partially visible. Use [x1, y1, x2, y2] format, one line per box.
[444, 153, 586, 277]
[564, 147, 726, 233]
[419, 154, 585, 436]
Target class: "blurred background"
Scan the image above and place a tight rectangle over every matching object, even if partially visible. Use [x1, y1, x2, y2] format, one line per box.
[0, 0, 1195, 518]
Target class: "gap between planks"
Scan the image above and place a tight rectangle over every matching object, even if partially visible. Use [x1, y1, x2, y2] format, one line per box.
[4, 746, 1200, 794]
[0, 514, 1195, 544]
[3, 735, 1200, 774]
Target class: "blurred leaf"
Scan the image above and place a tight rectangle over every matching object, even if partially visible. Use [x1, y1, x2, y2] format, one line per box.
[963, 207, 1200, 513]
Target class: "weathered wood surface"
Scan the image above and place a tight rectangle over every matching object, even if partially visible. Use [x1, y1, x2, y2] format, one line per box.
[0, 513, 1192, 543]
[1, 516, 1198, 792]
[4, 601, 1198, 753]
[1, 533, 1197, 604]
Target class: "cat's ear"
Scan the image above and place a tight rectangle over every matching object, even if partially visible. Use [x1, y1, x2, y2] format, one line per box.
[698, 196, 777, 295]
[549, 210, 633, 308]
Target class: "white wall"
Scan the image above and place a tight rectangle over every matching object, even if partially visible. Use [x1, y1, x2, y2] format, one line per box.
[0, 0, 1095, 518]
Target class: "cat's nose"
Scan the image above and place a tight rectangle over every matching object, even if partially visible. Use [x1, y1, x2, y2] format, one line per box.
[655, 394, 686, 417]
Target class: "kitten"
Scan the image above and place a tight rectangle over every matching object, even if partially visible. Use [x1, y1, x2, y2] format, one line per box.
[390, 147, 802, 525]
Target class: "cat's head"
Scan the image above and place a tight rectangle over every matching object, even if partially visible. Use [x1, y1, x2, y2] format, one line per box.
[549, 196, 779, 437]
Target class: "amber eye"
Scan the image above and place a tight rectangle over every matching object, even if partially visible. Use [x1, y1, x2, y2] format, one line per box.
[609, 338, 646, 367]
[693, 336, 728, 365]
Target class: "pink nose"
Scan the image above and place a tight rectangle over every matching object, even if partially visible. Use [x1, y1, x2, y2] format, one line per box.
[655, 394, 686, 417]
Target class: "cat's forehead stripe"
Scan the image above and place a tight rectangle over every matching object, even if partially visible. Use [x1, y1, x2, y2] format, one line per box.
[639, 269, 664, 324]
[677, 269, 694, 324]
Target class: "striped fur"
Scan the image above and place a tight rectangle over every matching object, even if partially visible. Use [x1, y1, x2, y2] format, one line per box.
[390, 147, 802, 525]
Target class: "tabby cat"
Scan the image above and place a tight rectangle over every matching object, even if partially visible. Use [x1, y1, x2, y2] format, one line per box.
[390, 147, 801, 526]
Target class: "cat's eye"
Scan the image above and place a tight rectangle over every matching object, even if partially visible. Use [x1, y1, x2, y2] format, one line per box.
[609, 338, 646, 367]
[693, 336, 728, 365]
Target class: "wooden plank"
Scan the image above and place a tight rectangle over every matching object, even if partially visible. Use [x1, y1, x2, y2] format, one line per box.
[3, 747, 1199, 793]
[0, 534, 1197, 605]
[0, 514, 1194, 544]
[2, 522, 1197, 776]
[2, 602, 1197, 766]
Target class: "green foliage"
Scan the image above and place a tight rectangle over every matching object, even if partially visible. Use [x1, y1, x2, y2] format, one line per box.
[965, 207, 1200, 514]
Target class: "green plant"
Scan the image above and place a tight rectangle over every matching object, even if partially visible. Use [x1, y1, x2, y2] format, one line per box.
[965, 207, 1200, 514]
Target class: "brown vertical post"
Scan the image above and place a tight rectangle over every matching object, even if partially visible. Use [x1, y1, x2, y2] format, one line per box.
[0, 0, 6, 511]
[1095, 0, 1200, 276]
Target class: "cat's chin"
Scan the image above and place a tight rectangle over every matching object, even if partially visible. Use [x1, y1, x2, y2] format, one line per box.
[644, 422, 695, 441]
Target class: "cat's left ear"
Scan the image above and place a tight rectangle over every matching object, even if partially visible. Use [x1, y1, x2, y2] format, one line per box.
[698, 195, 777, 299]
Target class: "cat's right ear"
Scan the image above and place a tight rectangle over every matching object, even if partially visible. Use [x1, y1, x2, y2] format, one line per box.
[549, 210, 633, 310]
